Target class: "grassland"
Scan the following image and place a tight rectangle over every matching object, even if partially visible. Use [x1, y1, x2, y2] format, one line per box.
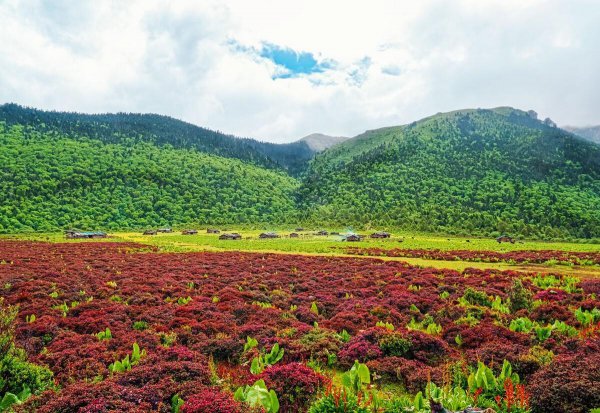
[5, 229, 599, 276]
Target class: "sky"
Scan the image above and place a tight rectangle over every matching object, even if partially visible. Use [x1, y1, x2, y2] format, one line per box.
[1, 0, 599, 143]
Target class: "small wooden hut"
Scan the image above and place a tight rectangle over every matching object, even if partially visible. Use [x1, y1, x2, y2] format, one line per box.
[182, 229, 198, 235]
[259, 232, 280, 239]
[65, 230, 108, 239]
[342, 234, 362, 242]
[496, 235, 515, 244]
[370, 231, 391, 239]
[219, 233, 242, 240]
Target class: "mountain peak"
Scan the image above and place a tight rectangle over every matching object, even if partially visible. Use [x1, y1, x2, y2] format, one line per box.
[563, 125, 600, 144]
[298, 133, 348, 151]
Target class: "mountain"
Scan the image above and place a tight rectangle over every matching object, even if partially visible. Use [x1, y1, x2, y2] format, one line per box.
[0, 104, 315, 176]
[0, 119, 298, 232]
[2, 104, 600, 238]
[299, 133, 348, 151]
[563, 125, 600, 144]
[299, 107, 600, 238]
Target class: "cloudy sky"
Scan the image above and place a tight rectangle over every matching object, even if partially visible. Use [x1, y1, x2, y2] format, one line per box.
[1, 0, 599, 142]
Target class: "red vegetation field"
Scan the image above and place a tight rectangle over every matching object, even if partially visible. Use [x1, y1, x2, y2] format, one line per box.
[344, 247, 600, 265]
[1, 241, 599, 412]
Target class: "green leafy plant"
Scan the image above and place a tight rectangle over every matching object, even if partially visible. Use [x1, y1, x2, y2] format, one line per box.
[426, 382, 472, 411]
[509, 317, 535, 333]
[467, 360, 519, 399]
[575, 307, 600, 327]
[95, 328, 112, 341]
[552, 320, 577, 337]
[108, 342, 146, 374]
[250, 343, 284, 375]
[338, 329, 351, 343]
[491, 295, 510, 314]
[171, 393, 184, 413]
[234, 379, 279, 413]
[407, 316, 442, 335]
[0, 299, 54, 405]
[375, 321, 394, 331]
[508, 278, 532, 312]
[533, 324, 553, 342]
[0, 385, 31, 412]
[132, 321, 149, 331]
[340, 360, 370, 395]
[310, 301, 319, 315]
[244, 336, 258, 353]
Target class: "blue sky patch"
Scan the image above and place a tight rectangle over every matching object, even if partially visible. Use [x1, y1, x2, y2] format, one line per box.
[259, 43, 332, 78]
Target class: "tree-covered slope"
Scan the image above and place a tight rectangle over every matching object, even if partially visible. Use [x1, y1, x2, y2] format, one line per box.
[299, 108, 600, 238]
[0, 122, 298, 232]
[0, 104, 315, 175]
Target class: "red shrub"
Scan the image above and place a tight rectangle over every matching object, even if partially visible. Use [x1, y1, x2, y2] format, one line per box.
[259, 362, 326, 412]
[181, 388, 243, 413]
[529, 353, 600, 413]
[338, 337, 383, 366]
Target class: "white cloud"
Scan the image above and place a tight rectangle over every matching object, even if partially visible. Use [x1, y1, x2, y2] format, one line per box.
[0, 0, 599, 142]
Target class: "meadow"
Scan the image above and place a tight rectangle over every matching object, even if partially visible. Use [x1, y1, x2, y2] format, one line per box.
[0, 230, 599, 412]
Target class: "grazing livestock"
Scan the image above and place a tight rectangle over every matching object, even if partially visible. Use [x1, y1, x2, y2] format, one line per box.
[316, 230, 329, 236]
[207, 228, 220, 234]
[289, 233, 299, 238]
[157, 228, 172, 233]
[143, 230, 157, 235]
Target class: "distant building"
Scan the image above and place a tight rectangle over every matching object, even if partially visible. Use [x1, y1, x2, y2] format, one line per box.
[343, 234, 362, 242]
[370, 231, 391, 239]
[496, 235, 515, 244]
[182, 229, 198, 235]
[143, 230, 157, 235]
[219, 233, 242, 240]
[65, 230, 107, 239]
[259, 232, 280, 239]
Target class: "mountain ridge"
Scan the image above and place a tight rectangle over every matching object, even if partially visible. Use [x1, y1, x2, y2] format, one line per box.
[563, 125, 600, 144]
[2, 104, 600, 238]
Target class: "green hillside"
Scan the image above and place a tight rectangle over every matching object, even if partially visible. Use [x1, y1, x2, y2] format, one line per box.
[299, 108, 600, 238]
[0, 104, 315, 176]
[2, 105, 600, 238]
[0, 122, 297, 232]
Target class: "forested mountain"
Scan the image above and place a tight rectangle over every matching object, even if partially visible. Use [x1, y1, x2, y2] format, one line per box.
[564, 125, 600, 144]
[0, 104, 316, 175]
[0, 122, 297, 232]
[299, 108, 600, 238]
[2, 104, 600, 238]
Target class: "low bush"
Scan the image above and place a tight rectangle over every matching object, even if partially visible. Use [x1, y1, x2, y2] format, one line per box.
[529, 353, 600, 413]
[260, 362, 326, 412]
